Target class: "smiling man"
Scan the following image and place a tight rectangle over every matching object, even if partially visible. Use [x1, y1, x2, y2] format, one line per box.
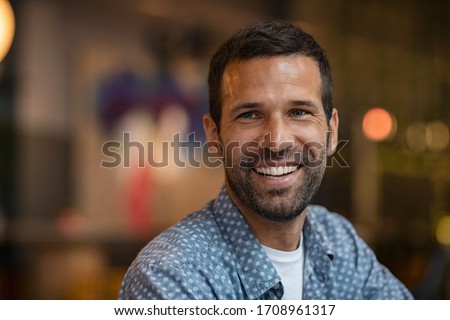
[119, 21, 413, 300]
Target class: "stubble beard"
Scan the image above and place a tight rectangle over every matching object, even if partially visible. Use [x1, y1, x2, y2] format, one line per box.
[223, 141, 327, 223]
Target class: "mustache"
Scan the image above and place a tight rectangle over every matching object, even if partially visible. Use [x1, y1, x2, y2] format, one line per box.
[223, 143, 326, 169]
[239, 148, 302, 168]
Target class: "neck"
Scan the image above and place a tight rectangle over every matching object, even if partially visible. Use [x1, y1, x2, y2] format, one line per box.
[227, 187, 306, 252]
[245, 209, 306, 251]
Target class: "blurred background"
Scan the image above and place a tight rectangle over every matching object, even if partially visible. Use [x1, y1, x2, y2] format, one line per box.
[0, 0, 449, 299]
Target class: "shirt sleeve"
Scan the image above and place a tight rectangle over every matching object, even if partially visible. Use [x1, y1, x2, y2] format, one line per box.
[119, 259, 217, 300]
[317, 210, 414, 300]
[357, 239, 414, 299]
[333, 214, 414, 299]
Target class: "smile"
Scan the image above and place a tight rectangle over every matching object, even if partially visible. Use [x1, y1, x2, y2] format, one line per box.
[254, 165, 300, 179]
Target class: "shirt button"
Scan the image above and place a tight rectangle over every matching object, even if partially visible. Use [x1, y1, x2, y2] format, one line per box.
[273, 283, 280, 289]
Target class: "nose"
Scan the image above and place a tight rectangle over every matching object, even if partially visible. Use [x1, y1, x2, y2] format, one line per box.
[260, 116, 294, 153]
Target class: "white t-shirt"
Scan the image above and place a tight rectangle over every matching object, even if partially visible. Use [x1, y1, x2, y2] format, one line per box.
[261, 234, 304, 300]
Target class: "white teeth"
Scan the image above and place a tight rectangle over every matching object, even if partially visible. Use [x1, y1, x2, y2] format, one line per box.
[255, 166, 298, 176]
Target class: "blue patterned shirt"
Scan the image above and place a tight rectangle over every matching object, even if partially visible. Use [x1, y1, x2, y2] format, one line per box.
[119, 187, 413, 300]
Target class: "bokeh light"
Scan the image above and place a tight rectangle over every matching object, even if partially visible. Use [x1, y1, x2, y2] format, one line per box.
[425, 120, 449, 152]
[0, 0, 15, 62]
[435, 215, 450, 245]
[406, 121, 427, 153]
[362, 107, 396, 142]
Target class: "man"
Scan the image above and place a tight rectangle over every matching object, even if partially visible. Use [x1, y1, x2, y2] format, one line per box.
[119, 20, 413, 300]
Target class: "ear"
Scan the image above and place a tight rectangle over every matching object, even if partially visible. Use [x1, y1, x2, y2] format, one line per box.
[203, 114, 222, 154]
[327, 108, 339, 157]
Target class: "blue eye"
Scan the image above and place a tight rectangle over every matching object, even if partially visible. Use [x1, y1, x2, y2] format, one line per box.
[239, 111, 257, 119]
[291, 109, 306, 117]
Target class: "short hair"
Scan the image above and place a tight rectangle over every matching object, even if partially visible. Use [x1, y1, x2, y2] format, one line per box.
[208, 20, 333, 132]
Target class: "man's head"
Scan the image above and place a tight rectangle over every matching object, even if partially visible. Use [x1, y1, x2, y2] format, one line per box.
[208, 20, 333, 133]
[204, 20, 339, 223]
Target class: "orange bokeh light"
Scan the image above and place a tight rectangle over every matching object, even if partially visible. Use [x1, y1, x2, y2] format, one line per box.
[0, 0, 15, 62]
[362, 108, 394, 142]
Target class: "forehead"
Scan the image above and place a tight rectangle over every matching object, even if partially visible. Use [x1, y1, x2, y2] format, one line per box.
[220, 55, 322, 102]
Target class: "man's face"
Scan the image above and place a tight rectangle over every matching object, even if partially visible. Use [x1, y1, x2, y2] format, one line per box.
[204, 55, 339, 222]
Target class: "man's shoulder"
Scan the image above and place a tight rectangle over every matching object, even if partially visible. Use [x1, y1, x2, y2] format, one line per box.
[306, 204, 360, 246]
[307, 204, 354, 230]
[134, 200, 221, 266]
[119, 198, 244, 299]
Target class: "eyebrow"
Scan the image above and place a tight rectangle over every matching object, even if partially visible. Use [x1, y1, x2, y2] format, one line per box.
[288, 99, 319, 108]
[231, 102, 261, 114]
[230, 99, 319, 117]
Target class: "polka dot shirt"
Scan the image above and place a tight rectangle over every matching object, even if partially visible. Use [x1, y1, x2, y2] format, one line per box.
[119, 187, 413, 300]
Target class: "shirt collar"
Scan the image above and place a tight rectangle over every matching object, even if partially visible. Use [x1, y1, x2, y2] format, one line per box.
[212, 186, 281, 299]
[303, 206, 335, 292]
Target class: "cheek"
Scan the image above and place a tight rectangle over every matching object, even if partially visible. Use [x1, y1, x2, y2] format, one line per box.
[294, 131, 329, 164]
[221, 129, 256, 147]
[294, 126, 328, 147]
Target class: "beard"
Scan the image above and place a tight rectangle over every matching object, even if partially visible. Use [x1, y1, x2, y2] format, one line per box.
[223, 140, 327, 222]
